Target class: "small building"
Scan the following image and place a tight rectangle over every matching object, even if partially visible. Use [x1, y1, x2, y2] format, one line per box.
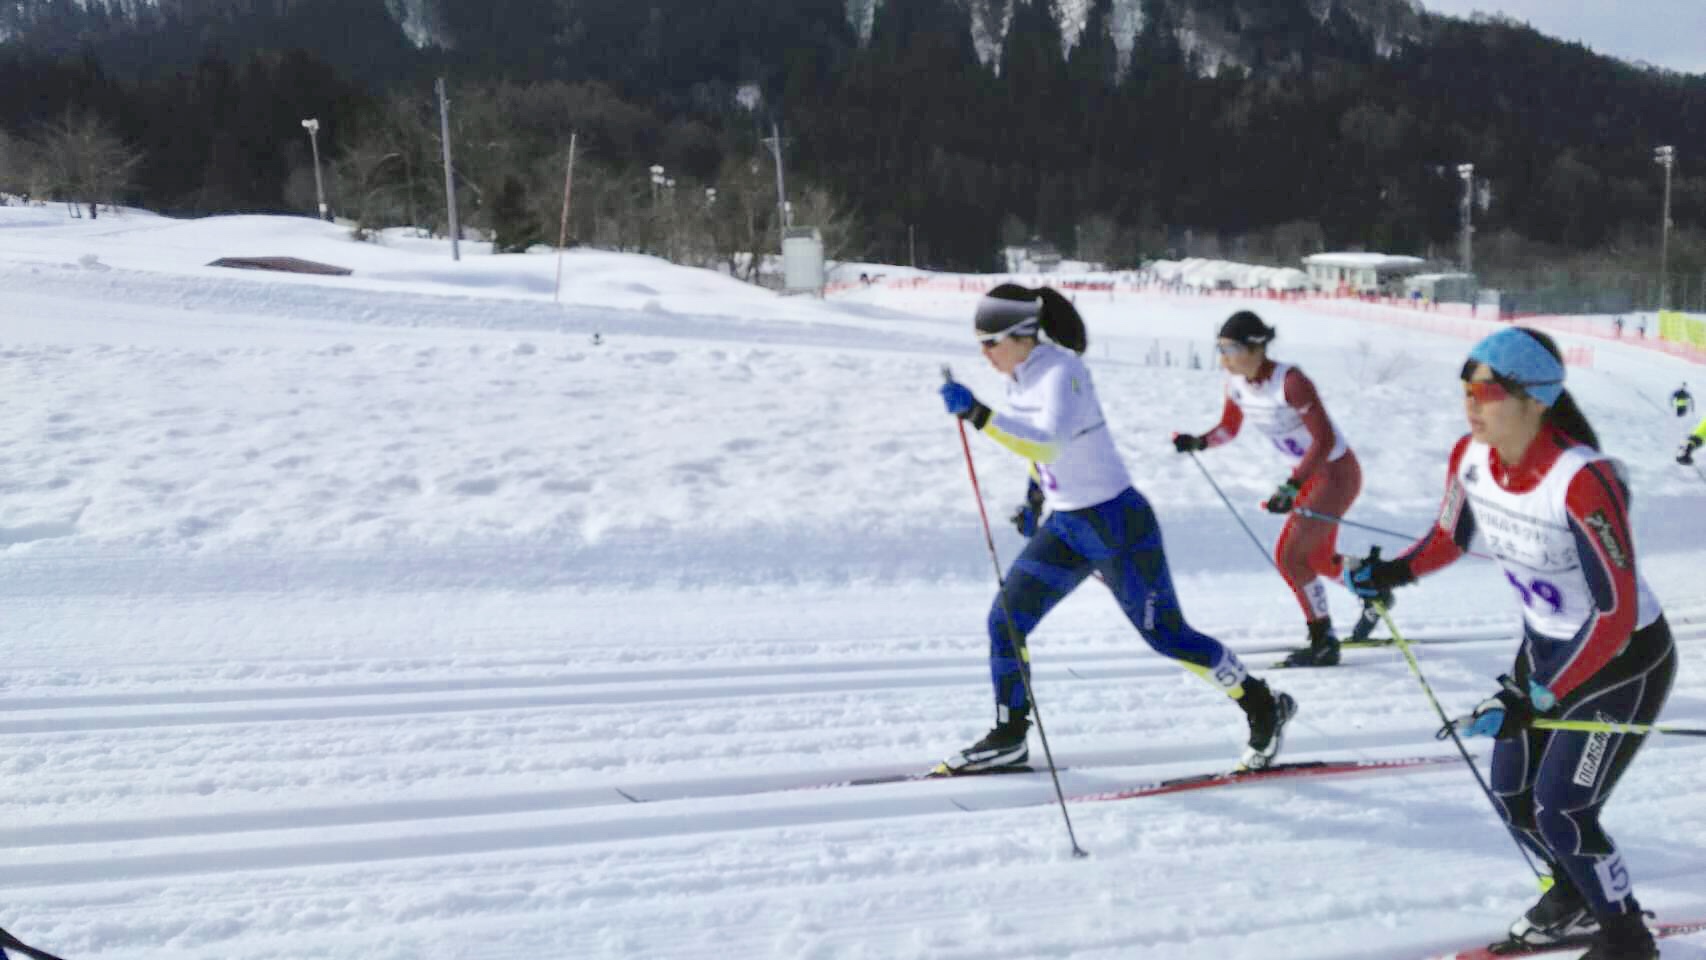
[1404, 272, 1477, 304]
[1302, 252, 1426, 295]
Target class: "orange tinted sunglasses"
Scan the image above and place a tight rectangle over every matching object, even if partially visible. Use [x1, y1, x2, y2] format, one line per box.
[1463, 380, 1513, 403]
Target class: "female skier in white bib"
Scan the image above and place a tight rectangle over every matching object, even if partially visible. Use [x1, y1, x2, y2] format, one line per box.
[1345, 327, 1673, 960]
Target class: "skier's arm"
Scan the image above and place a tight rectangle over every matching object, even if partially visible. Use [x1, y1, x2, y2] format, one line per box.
[982, 366, 1071, 464]
[1693, 416, 1706, 442]
[1201, 393, 1242, 448]
[1282, 367, 1335, 484]
[1541, 462, 1641, 700]
[1401, 435, 1476, 577]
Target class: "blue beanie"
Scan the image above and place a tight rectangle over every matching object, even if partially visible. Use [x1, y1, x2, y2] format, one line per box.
[1466, 328, 1565, 406]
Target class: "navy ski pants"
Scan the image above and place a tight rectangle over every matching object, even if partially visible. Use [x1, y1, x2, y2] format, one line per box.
[987, 487, 1241, 715]
[1490, 617, 1675, 918]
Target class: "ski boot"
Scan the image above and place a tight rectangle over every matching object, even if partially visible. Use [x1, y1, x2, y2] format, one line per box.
[1578, 906, 1658, 960]
[1281, 618, 1341, 667]
[1347, 595, 1388, 644]
[1238, 678, 1296, 770]
[937, 714, 1030, 775]
[1497, 880, 1597, 952]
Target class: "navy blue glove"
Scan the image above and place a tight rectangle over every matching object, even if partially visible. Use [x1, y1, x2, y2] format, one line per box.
[1010, 481, 1046, 537]
[1342, 546, 1413, 601]
[1438, 675, 1536, 740]
[1263, 480, 1300, 514]
[939, 381, 991, 429]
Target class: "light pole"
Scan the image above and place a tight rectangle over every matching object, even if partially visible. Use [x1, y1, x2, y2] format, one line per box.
[301, 118, 329, 221]
[1656, 145, 1676, 312]
[1457, 163, 1475, 274]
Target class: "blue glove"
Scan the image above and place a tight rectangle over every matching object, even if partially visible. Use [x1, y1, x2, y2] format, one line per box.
[1438, 675, 1534, 740]
[1342, 546, 1413, 600]
[940, 382, 974, 415]
[1528, 680, 1557, 712]
[939, 381, 992, 429]
[1010, 480, 1045, 537]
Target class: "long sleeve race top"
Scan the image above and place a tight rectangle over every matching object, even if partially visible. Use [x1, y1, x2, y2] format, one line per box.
[1201, 361, 1348, 485]
[979, 343, 1132, 511]
[1400, 427, 1662, 700]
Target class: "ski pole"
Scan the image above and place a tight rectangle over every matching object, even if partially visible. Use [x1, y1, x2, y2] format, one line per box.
[1374, 601, 1547, 883]
[945, 366, 1088, 859]
[0, 926, 70, 960]
[1533, 719, 1706, 738]
[1294, 507, 1495, 562]
[1182, 451, 1284, 575]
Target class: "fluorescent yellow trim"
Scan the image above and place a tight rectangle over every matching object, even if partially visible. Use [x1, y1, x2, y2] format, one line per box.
[984, 423, 1060, 463]
[1180, 661, 1245, 699]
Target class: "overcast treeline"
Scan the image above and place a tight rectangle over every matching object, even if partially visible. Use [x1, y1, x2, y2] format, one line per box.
[2, 0, 1704, 285]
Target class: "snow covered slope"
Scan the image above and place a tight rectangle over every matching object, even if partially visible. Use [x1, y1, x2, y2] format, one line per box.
[2, 205, 1704, 959]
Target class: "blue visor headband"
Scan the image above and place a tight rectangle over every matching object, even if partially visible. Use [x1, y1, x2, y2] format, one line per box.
[1465, 328, 1565, 406]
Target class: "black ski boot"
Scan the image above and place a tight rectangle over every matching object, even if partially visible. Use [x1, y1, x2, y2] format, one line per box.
[1347, 596, 1389, 643]
[1281, 618, 1341, 667]
[1578, 906, 1658, 960]
[1237, 678, 1296, 770]
[1500, 879, 1596, 951]
[937, 714, 1030, 775]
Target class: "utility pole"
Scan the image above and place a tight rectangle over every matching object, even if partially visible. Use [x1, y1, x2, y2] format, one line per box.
[555, 132, 577, 303]
[300, 118, 329, 221]
[761, 120, 790, 254]
[1656, 145, 1675, 311]
[1457, 163, 1475, 275]
[437, 77, 461, 262]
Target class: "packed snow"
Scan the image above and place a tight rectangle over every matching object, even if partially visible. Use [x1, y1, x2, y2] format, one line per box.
[2, 204, 1704, 960]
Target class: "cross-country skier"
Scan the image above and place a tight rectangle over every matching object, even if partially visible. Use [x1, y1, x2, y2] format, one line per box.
[1343, 326, 1674, 960]
[936, 285, 1296, 774]
[1173, 310, 1366, 666]
[1670, 382, 1691, 418]
[1676, 413, 1706, 464]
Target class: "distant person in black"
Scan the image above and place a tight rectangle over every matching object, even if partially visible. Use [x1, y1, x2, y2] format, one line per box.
[1672, 383, 1692, 418]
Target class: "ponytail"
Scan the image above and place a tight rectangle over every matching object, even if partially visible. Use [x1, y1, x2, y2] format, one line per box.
[1546, 391, 1600, 451]
[1036, 287, 1088, 354]
[1518, 327, 1600, 450]
[979, 283, 1088, 354]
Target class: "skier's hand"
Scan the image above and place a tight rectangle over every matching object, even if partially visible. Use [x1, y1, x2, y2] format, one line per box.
[1679, 437, 1702, 465]
[1437, 675, 1534, 740]
[939, 381, 991, 429]
[1171, 432, 1206, 454]
[1010, 480, 1046, 537]
[1341, 546, 1413, 601]
[1262, 480, 1300, 514]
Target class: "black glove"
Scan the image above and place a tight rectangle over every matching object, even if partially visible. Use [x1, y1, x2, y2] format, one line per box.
[1680, 436, 1702, 465]
[1172, 432, 1207, 453]
[1341, 546, 1415, 603]
[1263, 480, 1300, 514]
[1436, 675, 1535, 741]
[1010, 480, 1046, 537]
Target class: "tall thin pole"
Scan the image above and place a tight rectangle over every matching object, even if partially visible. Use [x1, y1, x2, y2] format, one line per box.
[1457, 163, 1474, 274]
[1657, 146, 1675, 312]
[437, 77, 461, 262]
[762, 120, 789, 254]
[554, 132, 578, 304]
[909, 224, 916, 268]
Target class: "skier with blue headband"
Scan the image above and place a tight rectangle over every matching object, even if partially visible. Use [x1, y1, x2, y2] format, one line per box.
[1341, 326, 1674, 959]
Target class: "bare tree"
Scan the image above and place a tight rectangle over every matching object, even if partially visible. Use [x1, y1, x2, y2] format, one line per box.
[28, 110, 142, 220]
[0, 127, 21, 197]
